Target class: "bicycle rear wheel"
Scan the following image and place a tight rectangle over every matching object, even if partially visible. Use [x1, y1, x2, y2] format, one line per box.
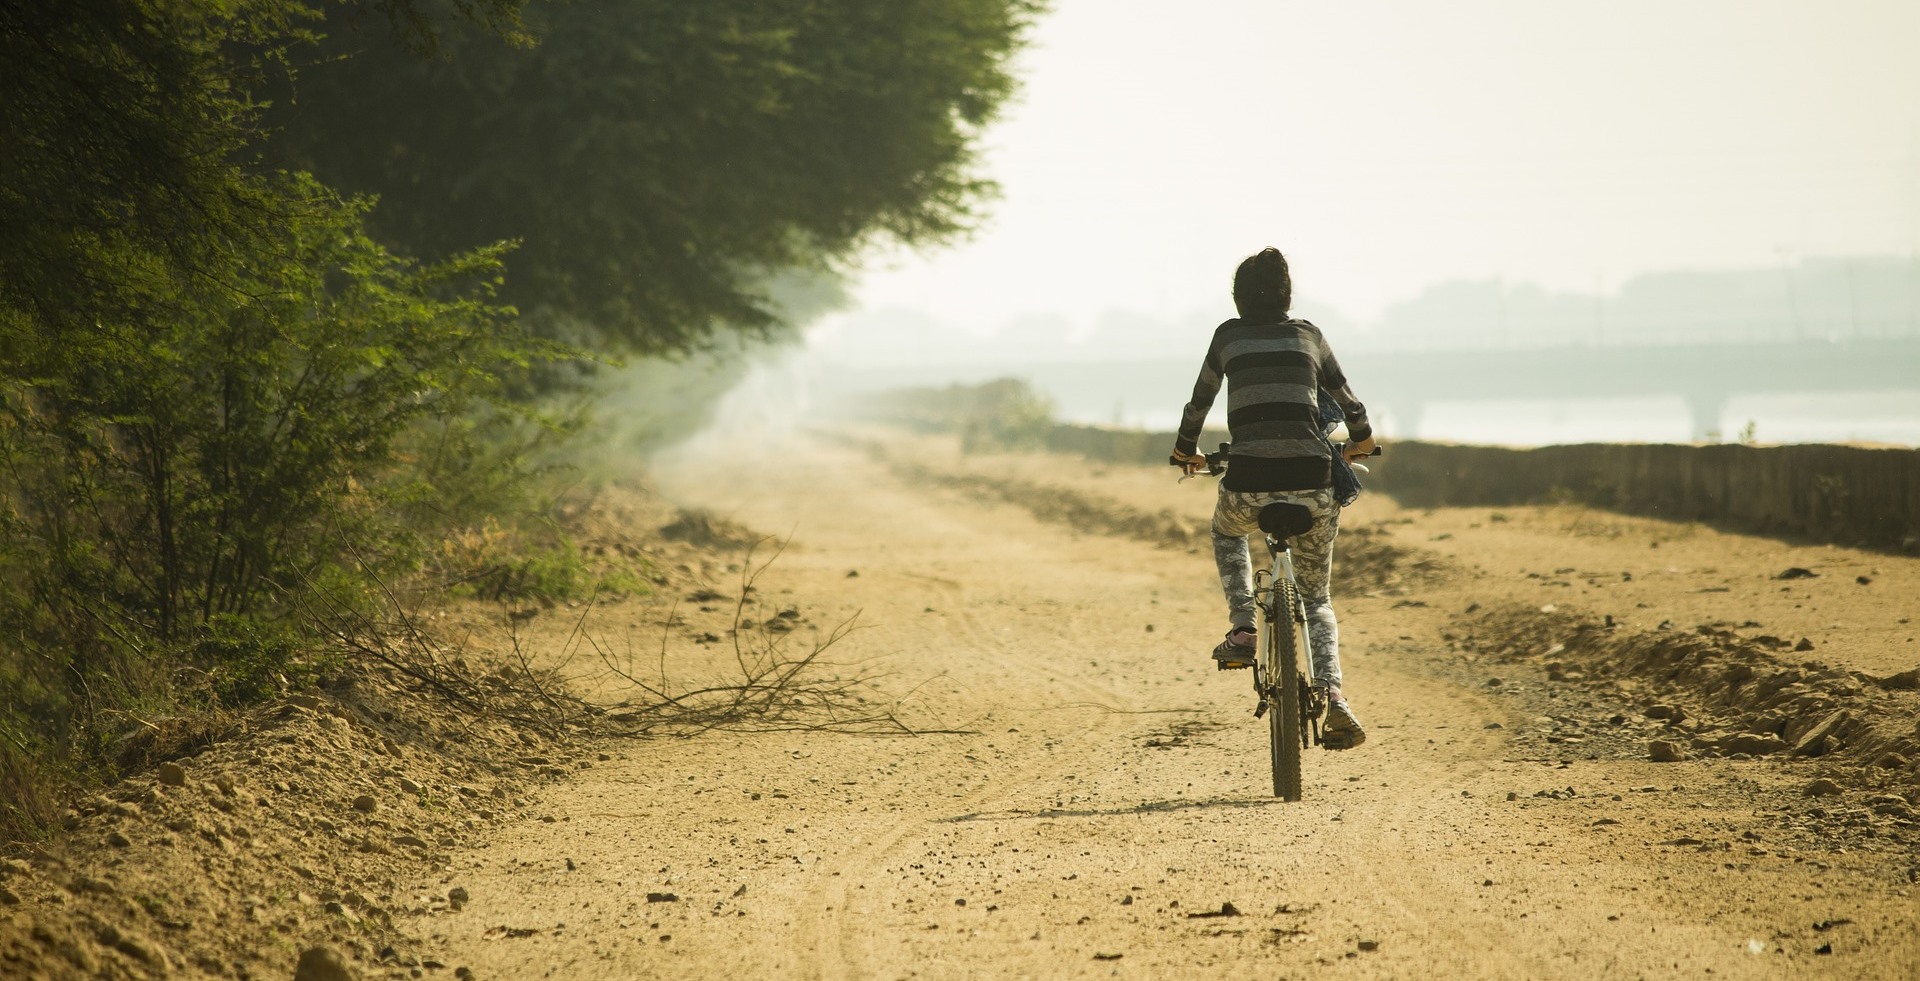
[1267, 580, 1304, 801]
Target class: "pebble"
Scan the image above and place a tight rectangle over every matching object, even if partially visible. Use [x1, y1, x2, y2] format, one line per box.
[295, 945, 355, 981]
[1719, 733, 1788, 756]
[449, 886, 470, 904]
[1648, 740, 1685, 763]
[156, 762, 187, 787]
[1803, 778, 1844, 797]
[95, 922, 166, 971]
[106, 830, 132, 848]
[352, 795, 377, 813]
[398, 777, 423, 795]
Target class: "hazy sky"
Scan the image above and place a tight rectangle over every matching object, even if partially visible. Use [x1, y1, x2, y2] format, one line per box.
[837, 0, 1920, 338]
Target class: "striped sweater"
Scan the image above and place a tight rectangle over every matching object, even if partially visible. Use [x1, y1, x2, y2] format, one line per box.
[1175, 317, 1372, 493]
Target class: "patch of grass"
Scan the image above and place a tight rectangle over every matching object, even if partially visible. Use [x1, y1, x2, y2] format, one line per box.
[0, 735, 66, 846]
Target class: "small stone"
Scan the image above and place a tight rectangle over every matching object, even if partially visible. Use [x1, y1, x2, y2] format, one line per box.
[1648, 740, 1685, 763]
[398, 777, 423, 795]
[1775, 567, 1818, 580]
[1719, 733, 1788, 756]
[1794, 638, 1816, 652]
[1803, 778, 1843, 797]
[156, 762, 187, 787]
[106, 830, 132, 848]
[95, 923, 167, 970]
[456, 969, 473, 980]
[448, 887, 470, 904]
[1643, 704, 1683, 723]
[1358, 939, 1380, 951]
[393, 835, 427, 849]
[295, 945, 355, 981]
[352, 795, 376, 813]
[1874, 753, 1908, 770]
[288, 693, 322, 711]
[1793, 711, 1849, 757]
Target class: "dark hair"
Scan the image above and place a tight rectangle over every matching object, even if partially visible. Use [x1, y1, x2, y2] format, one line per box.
[1232, 247, 1292, 320]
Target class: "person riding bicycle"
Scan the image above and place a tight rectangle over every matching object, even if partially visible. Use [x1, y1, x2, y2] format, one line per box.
[1170, 247, 1377, 749]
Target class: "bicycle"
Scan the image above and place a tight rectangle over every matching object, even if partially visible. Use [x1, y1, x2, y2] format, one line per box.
[1175, 442, 1378, 801]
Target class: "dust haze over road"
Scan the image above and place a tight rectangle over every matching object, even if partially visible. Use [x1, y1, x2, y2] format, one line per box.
[430, 429, 1920, 980]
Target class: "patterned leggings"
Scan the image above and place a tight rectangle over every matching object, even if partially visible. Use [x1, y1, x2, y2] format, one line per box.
[1210, 485, 1344, 691]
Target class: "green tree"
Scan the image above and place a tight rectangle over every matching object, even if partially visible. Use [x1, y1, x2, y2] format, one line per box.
[267, 0, 1043, 352]
[0, 0, 555, 838]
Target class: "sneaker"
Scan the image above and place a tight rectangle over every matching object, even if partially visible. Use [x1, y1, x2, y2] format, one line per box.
[1322, 696, 1367, 750]
[1211, 627, 1256, 670]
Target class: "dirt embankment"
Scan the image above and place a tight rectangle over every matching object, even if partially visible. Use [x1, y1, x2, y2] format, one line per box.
[0, 485, 782, 981]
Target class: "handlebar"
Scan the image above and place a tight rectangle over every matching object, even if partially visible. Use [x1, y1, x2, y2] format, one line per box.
[1171, 441, 1381, 480]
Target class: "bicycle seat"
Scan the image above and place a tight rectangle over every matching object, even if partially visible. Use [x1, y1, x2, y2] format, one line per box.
[1257, 502, 1316, 540]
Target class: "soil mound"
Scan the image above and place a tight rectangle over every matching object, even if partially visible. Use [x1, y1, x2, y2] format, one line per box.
[1458, 602, 1920, 789]
[0, 657, 591, 980]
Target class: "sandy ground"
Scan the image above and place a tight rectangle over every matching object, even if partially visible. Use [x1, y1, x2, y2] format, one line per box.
[420, 431, 1919, 980]
[4, 428, 1915, 980]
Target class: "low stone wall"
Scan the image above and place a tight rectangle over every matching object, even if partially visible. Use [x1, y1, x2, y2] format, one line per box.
[1364, 441, 1920, 552]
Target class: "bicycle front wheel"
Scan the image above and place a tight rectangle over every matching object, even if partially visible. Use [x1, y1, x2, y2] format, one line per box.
[1267, 580, 1304, 801]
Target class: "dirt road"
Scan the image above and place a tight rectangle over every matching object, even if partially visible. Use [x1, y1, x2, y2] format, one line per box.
[423, 432, 1919, 980]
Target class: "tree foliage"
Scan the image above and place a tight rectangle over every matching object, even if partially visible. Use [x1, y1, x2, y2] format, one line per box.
[0, 0, 552, 834]
[267, 0, 1043, 352]
[0, 0, 1040, 840]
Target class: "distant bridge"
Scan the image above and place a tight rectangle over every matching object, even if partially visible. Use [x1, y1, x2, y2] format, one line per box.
[1341, 336, 1920, 439]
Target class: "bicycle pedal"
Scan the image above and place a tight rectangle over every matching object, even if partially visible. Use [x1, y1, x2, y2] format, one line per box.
[1322, 731, 1358, 751]
[1214, 659, 1251, 671]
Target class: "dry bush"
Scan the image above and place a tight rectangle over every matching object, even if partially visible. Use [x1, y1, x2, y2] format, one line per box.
[587, 539, 953, 737]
